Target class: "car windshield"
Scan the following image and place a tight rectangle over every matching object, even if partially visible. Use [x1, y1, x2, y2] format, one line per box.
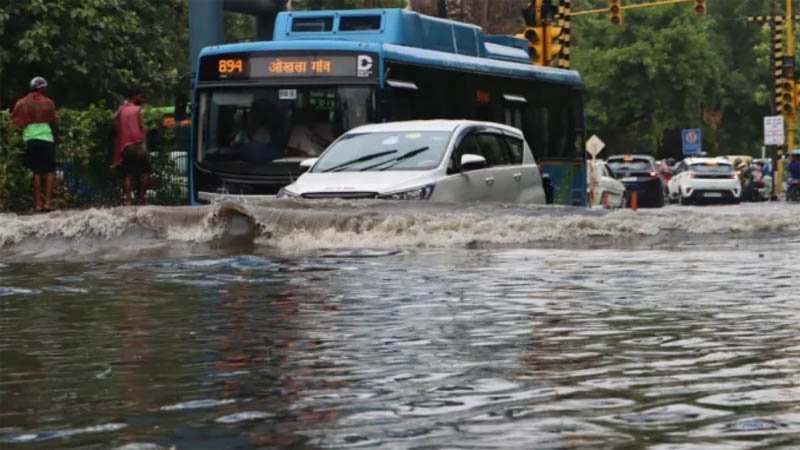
[690, 162, 734, 174]
[312, 131, 452, 172]
[197, 86, 373, 166]
[607, 158, 653, 172]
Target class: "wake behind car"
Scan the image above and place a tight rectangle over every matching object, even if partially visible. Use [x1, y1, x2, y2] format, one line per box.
[278, 120, 546, 203]
[668, 157, 741, 205]
[607, 154, 667, 207]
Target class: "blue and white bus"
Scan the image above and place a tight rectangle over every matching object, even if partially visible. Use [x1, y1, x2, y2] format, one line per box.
[191, 8, 586, 205]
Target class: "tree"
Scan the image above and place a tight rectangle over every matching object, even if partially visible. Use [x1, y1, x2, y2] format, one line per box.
[570, 0, 777, 157]
[0, 0, 189, 109]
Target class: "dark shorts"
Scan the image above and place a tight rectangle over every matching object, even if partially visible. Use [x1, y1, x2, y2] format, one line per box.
[121, 143, 152, 176]
[24, 139, 56, 174]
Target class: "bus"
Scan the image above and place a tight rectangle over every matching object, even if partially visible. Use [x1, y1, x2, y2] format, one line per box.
[190, 8, 586, 206]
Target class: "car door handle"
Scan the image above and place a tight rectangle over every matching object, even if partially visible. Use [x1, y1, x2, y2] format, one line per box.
[485, 176, 495, 185]
[513, 172, 522, 181]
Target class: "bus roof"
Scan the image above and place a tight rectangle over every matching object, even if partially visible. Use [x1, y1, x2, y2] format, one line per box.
[199, 8, 582, 87]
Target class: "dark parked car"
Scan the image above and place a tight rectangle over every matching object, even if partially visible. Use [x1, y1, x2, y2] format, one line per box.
[607, 154, 667, 207]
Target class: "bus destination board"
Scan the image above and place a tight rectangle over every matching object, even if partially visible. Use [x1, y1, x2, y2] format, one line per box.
[200, 53, 377, 82]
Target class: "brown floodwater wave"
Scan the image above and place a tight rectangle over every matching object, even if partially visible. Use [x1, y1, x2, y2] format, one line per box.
[1, 201, 799, 261]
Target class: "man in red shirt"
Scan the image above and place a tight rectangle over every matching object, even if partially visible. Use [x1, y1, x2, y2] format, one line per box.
[113, 87, 150, 205]
[11, 76, 60, 212]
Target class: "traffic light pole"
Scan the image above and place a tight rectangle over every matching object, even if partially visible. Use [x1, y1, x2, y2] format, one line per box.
[572, 0, 693, 17]
[787, 0, 795, 152]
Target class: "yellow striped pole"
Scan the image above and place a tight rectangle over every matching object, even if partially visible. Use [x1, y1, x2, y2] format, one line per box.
[557, 0, 572, 69]
[775, 15, 785, 115]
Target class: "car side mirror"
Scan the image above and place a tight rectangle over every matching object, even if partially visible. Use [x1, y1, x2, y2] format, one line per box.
[460, 154, 487, 172]
[300, 158, 318, 169]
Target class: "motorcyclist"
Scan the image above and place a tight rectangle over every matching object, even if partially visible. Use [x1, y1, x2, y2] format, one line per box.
[737, 161, 755, 201]
[786, 152, 800, 201]
[789, 153, 800, 181]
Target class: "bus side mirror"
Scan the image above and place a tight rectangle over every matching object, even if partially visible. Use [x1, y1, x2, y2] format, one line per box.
[175, 93, 188, 122]
[174, 73, 193, 122]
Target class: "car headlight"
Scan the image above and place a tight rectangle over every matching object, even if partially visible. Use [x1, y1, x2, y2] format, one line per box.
[276, 188, 299, 199]
[378, 184, 435, 200]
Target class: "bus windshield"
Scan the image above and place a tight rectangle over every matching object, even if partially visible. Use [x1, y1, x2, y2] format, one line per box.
[197, 86, 373, 168]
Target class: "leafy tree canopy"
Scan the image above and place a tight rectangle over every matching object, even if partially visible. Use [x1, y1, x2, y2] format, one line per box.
[1, 0, 188, 109]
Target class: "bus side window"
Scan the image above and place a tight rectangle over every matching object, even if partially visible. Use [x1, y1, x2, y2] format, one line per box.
[388, 87, 417, 121]
[504, 106, 523, 130]
[528, 106, 549, 159]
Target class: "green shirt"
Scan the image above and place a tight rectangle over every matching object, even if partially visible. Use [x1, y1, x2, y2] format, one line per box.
[23, 123, 54, 143]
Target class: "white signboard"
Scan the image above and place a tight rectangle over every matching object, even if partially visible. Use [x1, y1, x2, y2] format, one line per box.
[764, 115, 785, 146]
[586, 135, 605, 158]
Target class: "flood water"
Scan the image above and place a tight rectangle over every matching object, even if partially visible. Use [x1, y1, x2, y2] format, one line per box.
[1, 202, 799, 450]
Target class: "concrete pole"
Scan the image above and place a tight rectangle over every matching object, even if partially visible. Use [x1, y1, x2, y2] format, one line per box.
[189, 0, 224, 74]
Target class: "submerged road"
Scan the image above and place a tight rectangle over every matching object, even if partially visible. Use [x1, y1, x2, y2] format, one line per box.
[0, 202, 798, 449]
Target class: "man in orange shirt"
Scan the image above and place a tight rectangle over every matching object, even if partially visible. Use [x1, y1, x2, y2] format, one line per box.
[113, 87, 150, 205]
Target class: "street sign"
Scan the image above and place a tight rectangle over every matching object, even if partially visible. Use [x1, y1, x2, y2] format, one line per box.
[681, 128, 702, 156]
[764, 115, 785, 145]
[586, 135, 605, 157]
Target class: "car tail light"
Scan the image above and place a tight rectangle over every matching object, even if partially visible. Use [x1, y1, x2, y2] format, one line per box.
[755, 181, 765, 188]
[649, 171, 658, 178]
[731, 173, 739, 179]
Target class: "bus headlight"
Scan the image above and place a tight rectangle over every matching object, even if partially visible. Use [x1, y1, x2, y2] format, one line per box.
[378, 184, 435, 200]
[276, 188, 299, 199]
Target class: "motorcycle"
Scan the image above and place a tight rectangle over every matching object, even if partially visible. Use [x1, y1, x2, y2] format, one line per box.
[787, 179, 800, 202]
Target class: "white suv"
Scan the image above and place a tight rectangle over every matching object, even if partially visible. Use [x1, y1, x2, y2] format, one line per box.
[278, 120, 546, 204]
[668, 157, 741, 205]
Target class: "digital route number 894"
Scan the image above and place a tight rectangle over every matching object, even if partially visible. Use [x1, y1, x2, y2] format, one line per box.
[218, 58, 244, 75]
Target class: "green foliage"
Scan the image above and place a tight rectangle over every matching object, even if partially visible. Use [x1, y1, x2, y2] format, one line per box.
[0, 112, 31, 211]
[0, 0, 189, 109]
[0, 107, 186, 212]
[570, 0, 790, 157]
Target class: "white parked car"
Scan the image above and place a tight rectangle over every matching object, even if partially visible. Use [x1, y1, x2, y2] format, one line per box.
[668, 157, 741, 205]
[587, 159, 627, 208]
[277, 120, 546, 203]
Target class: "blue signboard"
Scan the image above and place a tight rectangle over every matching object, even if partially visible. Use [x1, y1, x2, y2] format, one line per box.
[681, 128, 702, 156]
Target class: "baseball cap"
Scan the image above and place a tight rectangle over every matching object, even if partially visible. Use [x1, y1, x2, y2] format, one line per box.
[30, 76, 48, 90]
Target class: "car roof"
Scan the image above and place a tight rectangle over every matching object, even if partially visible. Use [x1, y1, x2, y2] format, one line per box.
[345, 120, 523, 136]
[608, 154, 655, 161]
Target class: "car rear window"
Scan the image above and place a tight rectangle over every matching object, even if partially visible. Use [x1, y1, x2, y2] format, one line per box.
[608, 158, 653, 171]
[690, 163, 734, 174]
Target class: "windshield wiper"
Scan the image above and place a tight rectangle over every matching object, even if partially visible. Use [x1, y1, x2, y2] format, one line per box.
[360, 147, 431, 171]
[321, 150, 397, 172]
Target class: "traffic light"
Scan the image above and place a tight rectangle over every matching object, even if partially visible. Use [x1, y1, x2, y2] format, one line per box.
[781, 79, 795, 115]
[693, 0, 706, 16]
[609, 0, 623, 26]
[794, 79, 800, 110]
[545, 25, 563, 63]
[520, 26, 545, 66]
